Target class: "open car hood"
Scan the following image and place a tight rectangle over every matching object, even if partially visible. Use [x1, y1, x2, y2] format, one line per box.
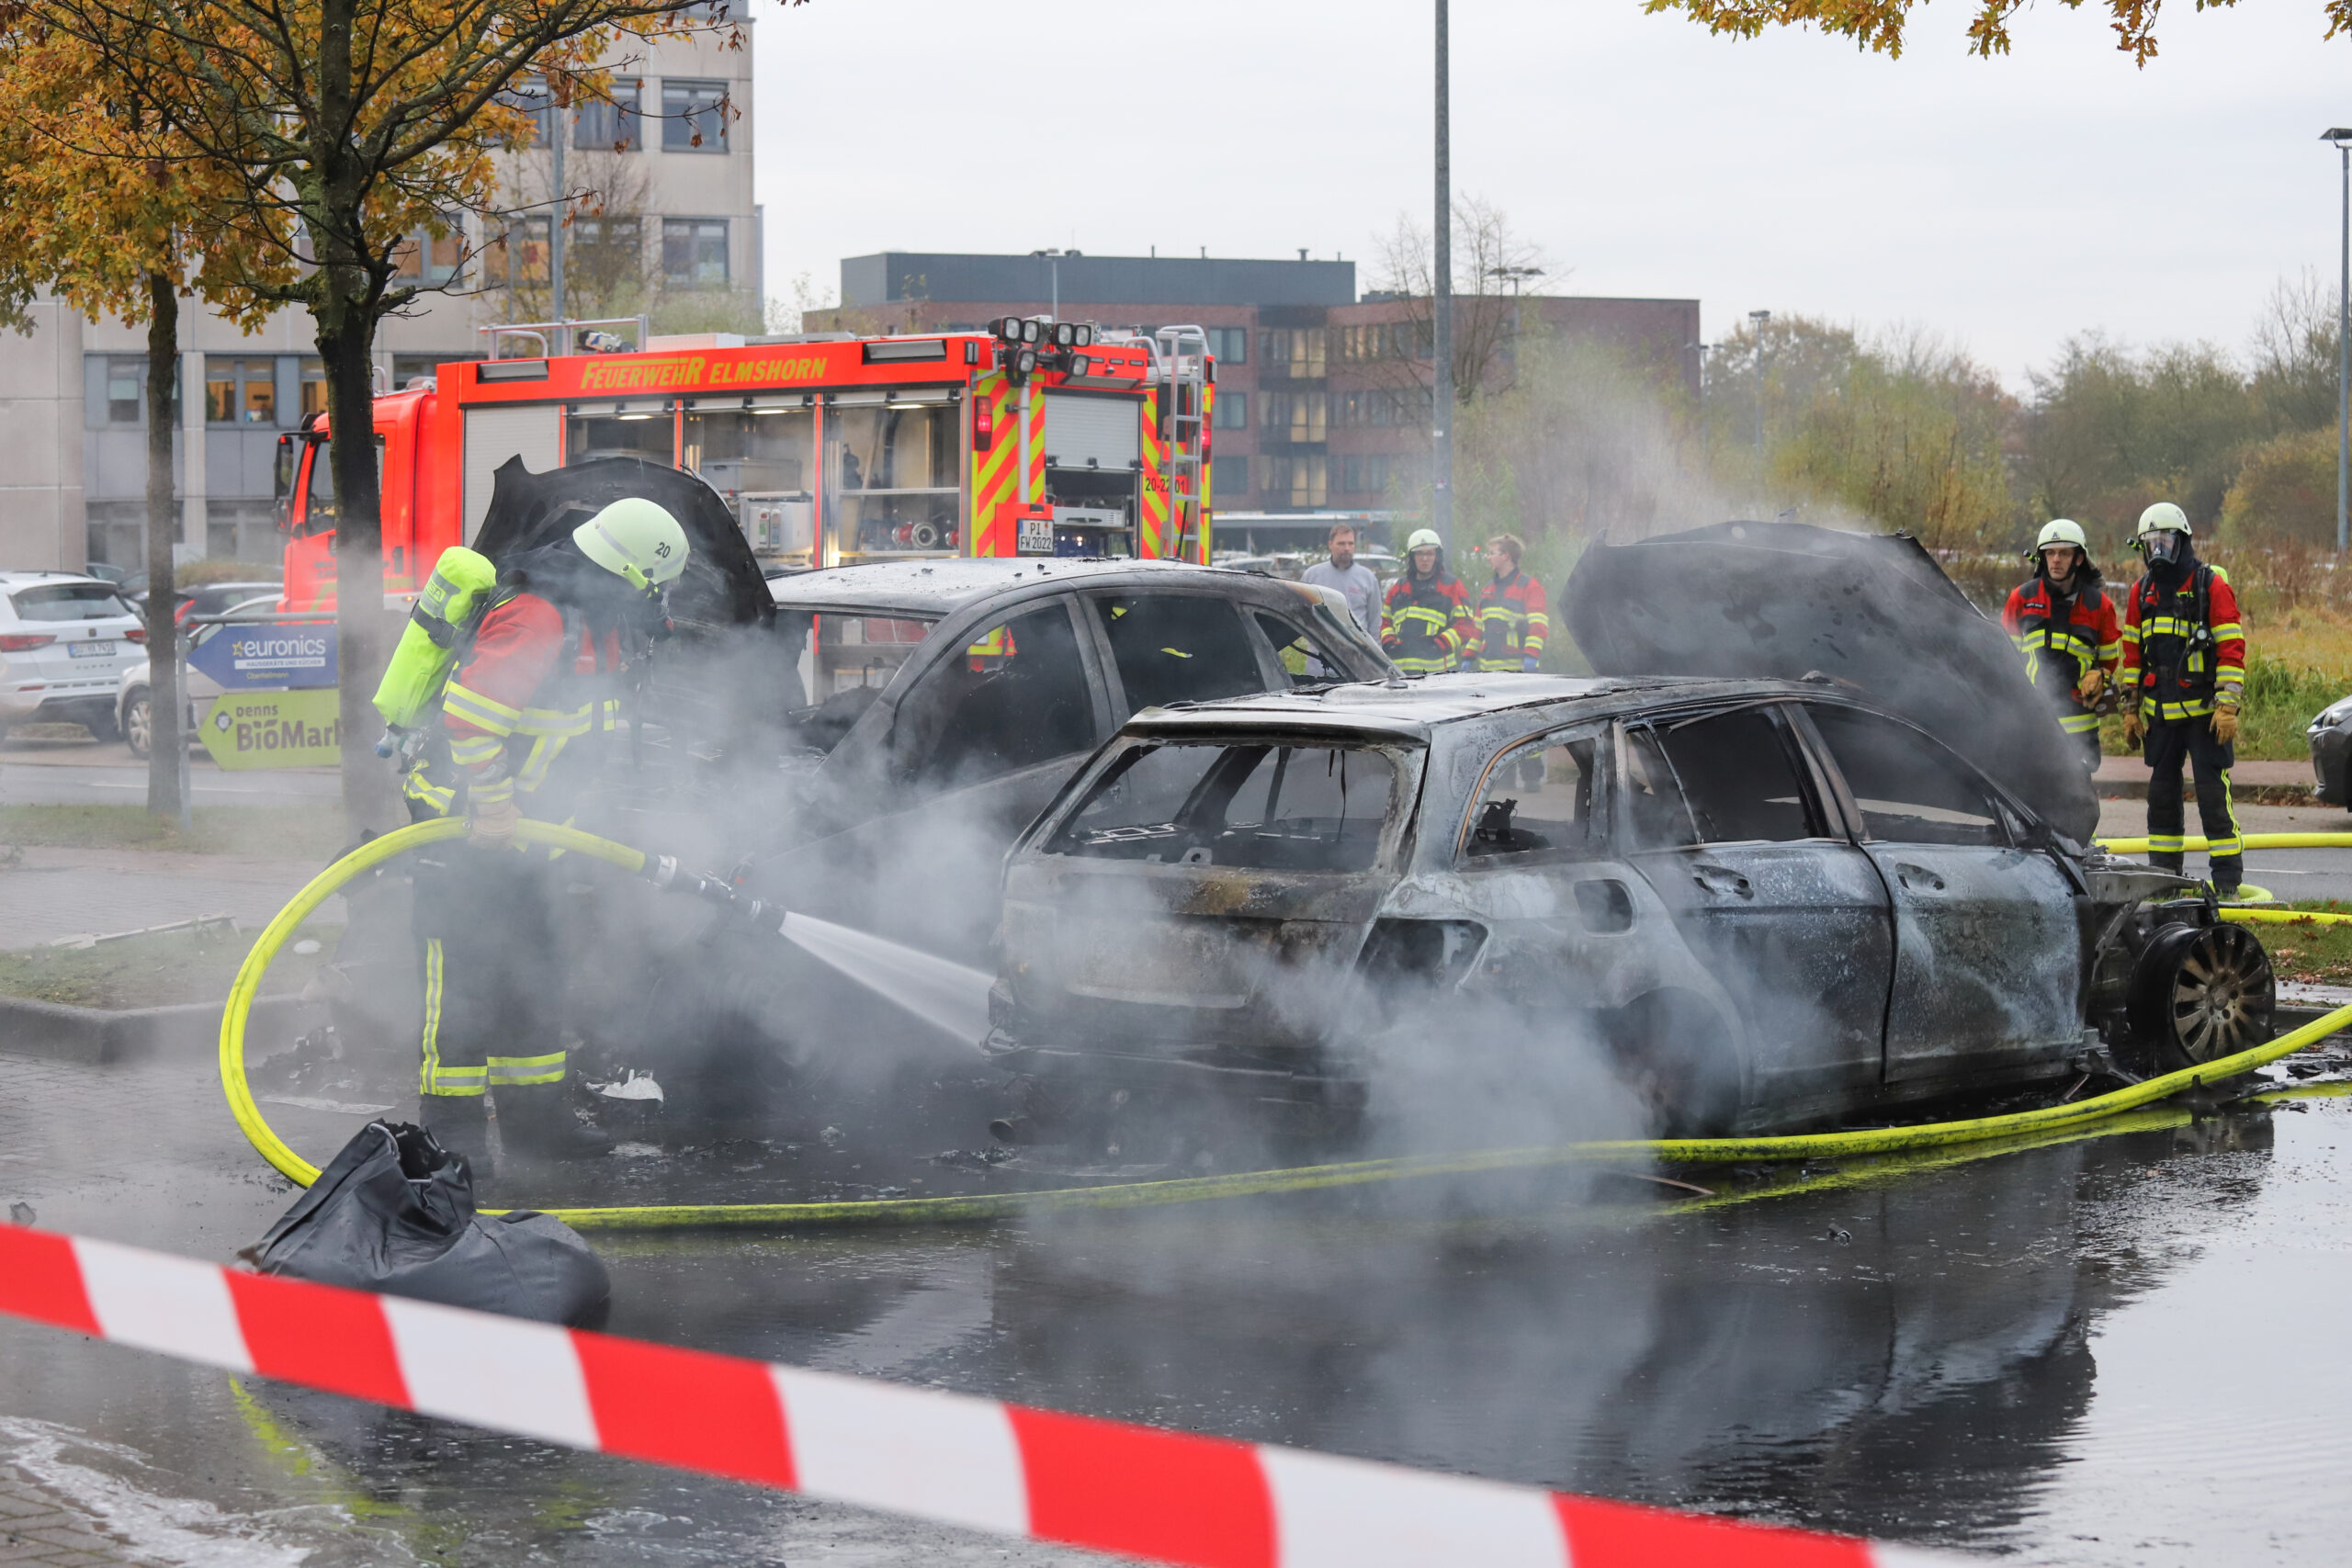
[1563, 523, 2097, 843]
[472, 456, 771, 630]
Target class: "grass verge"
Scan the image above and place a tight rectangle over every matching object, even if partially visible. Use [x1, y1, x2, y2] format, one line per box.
[0, 804, 349, 860]
[2252, 902, 2352, 987]
[0, 919, 340, 1009]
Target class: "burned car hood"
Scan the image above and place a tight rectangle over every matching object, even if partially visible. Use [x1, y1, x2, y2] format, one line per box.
[472, 456, 771, 630]
[1563, 523, 2097, 842]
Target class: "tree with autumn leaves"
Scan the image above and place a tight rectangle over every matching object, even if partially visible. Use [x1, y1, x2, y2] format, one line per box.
[0, 32, 290, 818]
[2, 0, 744, 828]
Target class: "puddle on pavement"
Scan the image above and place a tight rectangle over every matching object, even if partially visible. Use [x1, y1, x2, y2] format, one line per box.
[8, 1053, 2352, 1565]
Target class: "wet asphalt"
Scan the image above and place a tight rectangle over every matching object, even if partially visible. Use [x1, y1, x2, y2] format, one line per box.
[5, 1025, 2352, 1566]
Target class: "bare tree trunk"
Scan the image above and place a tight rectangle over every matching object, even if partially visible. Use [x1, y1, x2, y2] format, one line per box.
[142, 271, 183, 819]
[318, 272, 397, 833]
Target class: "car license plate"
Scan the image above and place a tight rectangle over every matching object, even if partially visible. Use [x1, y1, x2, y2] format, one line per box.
[1017, 513, 1054, 555]
[69, 641, 116, 658]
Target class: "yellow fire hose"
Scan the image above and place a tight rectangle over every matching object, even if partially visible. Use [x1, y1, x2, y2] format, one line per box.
[220, 821, 2352, 1231]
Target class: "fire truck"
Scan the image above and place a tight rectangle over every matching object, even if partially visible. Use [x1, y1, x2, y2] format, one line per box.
[274, 320, 1216, 606]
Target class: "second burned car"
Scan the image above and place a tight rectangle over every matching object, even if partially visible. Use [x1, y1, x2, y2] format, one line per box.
[984, 595, 2276, 1146]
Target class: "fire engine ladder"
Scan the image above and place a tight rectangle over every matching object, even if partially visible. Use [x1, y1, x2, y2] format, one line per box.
[1153, 325, 1209, 560]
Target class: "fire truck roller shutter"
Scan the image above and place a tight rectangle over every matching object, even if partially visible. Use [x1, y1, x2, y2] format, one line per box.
[462, 405, 564, 543]
[1042, 392, 1141, 473]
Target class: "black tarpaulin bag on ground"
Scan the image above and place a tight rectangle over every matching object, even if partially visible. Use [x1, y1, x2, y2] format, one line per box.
[243, 1121, 609, 1326]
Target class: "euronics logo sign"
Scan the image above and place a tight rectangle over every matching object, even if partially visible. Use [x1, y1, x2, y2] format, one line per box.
[188, 624, 337, 691]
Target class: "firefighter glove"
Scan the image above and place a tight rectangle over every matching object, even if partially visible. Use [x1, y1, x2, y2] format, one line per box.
[2211, 706, 2240, 745]
[2075, 667, 2104, 703]
[469, 791, 520, 852]
[2122, 709, 2144, 748]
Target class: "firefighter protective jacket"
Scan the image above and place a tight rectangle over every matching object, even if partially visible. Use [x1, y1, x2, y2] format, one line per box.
[1473, 570, 1549, 671]
[404, 591, 627, 818]
[1382, 572, 1479, 673]
[2120, 563, 2245, 724]
[2001, 573, 2120, 736]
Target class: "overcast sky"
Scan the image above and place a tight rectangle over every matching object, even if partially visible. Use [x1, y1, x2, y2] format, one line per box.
[751, 1, 2348, 389]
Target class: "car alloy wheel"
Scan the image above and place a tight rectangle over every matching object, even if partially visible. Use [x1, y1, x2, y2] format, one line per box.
[2127, 919, 2275, 1073]
[122, 694, 151, 758]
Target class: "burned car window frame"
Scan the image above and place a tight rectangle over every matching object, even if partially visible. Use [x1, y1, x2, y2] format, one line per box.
[1789, 701, 2028, 851]
[1037, 729, 1425, 875]
[1081, 588, 1274, 719]
[1453, 722, 1611, 865]
[1614, 702, 1840, 851]
[884, 592, 1107, 793]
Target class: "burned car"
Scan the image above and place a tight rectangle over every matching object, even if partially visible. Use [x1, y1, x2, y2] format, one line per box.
[984, 527, 2274, 1143]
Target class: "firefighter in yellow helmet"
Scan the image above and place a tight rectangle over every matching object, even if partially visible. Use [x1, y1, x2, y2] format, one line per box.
[402, 498, 690, 1175]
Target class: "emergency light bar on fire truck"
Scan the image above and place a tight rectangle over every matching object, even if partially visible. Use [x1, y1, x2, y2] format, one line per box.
[273, 321, 1216, 610]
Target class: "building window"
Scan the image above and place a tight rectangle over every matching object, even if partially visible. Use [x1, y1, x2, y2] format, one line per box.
[1339, 455, 1390, 495]
[485, 216, 551, 287]
[1260, 328, 1326, 378]
[299, 358, 330, 419]
[1213, 390, 1247, 430]
[1260, 391, 1326, 443]
[1261, 455, 1327, 508]
[662, 80, 729, 152]
[1335, 322, 1431, 363]
[575, 80, 642, 151]
[391, 222, 464, 283]
[1207, 326, 1247, 367]
[1214, 453, 1249, 498]
[501, 78, 554, 147]
[106, 356, 146, 423]
[662, 218, 729, 287]
[206, 357, 277, 425]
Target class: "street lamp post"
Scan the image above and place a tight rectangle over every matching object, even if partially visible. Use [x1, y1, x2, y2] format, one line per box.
[1432, 0, 1453, 551]
[1030, 248, 1067, 318]
[1748, 310, 1771, 460]
[2326, 130, 2352, 553]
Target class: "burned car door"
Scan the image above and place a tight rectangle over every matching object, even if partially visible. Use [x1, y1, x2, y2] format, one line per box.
[1797, 703, 2082, 1082]
[756, 594, 1110, 962]
[1616, 705, 1893, 1109]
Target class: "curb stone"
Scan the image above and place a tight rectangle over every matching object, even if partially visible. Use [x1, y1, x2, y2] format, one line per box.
[0, 992, 313, 1065]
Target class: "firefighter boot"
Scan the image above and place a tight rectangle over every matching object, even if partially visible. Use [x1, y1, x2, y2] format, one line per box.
[496, 1084, 611, 1161]
[420, 1093, 494, 1182]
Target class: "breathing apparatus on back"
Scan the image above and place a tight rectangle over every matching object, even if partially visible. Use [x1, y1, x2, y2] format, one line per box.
[368, 499, 690, 772]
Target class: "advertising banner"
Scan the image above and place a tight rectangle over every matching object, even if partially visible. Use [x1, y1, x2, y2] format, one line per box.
[199, 690, 342, 769]
[188, 622, 337, 691]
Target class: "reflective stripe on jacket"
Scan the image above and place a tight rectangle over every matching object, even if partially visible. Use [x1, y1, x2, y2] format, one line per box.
[1381, 574, 1478, 673]
[2120, 564, 2245, 723]
[2001, 575, 2120, 735]
[1474, 570, 1548, 671]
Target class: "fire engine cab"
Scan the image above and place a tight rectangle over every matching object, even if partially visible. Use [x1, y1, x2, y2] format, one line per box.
[274, 319, 1216, 606]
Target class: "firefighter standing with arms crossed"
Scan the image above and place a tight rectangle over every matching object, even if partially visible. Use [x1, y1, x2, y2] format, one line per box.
[2119, 502, 2246, 899]
[1473, 533, 1548, 672]
[1382, 527, 1479, 673]
[2002, 520, 2119, 773]
[395, 499, 691, 1176]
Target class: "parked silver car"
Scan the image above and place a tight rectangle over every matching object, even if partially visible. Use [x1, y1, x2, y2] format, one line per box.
[0, 571, 147, 740]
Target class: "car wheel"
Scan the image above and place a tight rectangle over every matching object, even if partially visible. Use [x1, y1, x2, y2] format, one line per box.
[121, 693, 152, 759]
[2125, 919, 2274, 1074]
[1605, 989, 1742, 1138]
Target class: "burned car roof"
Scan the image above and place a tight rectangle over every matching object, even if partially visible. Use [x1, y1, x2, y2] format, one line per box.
[1116, 671, 1815, 741]
[767, 557, 1272, 618]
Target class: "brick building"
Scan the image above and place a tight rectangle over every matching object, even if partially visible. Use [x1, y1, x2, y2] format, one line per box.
[807, 250, 1699, 551]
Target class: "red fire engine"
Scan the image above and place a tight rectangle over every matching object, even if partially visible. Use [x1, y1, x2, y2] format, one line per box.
[275, 320, 1216, 606]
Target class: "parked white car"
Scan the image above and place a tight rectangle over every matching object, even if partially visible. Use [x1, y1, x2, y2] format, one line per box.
[0, 572, 148, 741]
[115, 593, 280, 757]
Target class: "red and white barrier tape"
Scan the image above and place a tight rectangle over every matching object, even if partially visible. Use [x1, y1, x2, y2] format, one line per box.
[0, 1223, 1952, 1567]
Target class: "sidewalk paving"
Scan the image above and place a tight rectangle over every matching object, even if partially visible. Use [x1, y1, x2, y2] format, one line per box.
[2094, 755, 2313, 796]
[0, 846, 333, 951]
